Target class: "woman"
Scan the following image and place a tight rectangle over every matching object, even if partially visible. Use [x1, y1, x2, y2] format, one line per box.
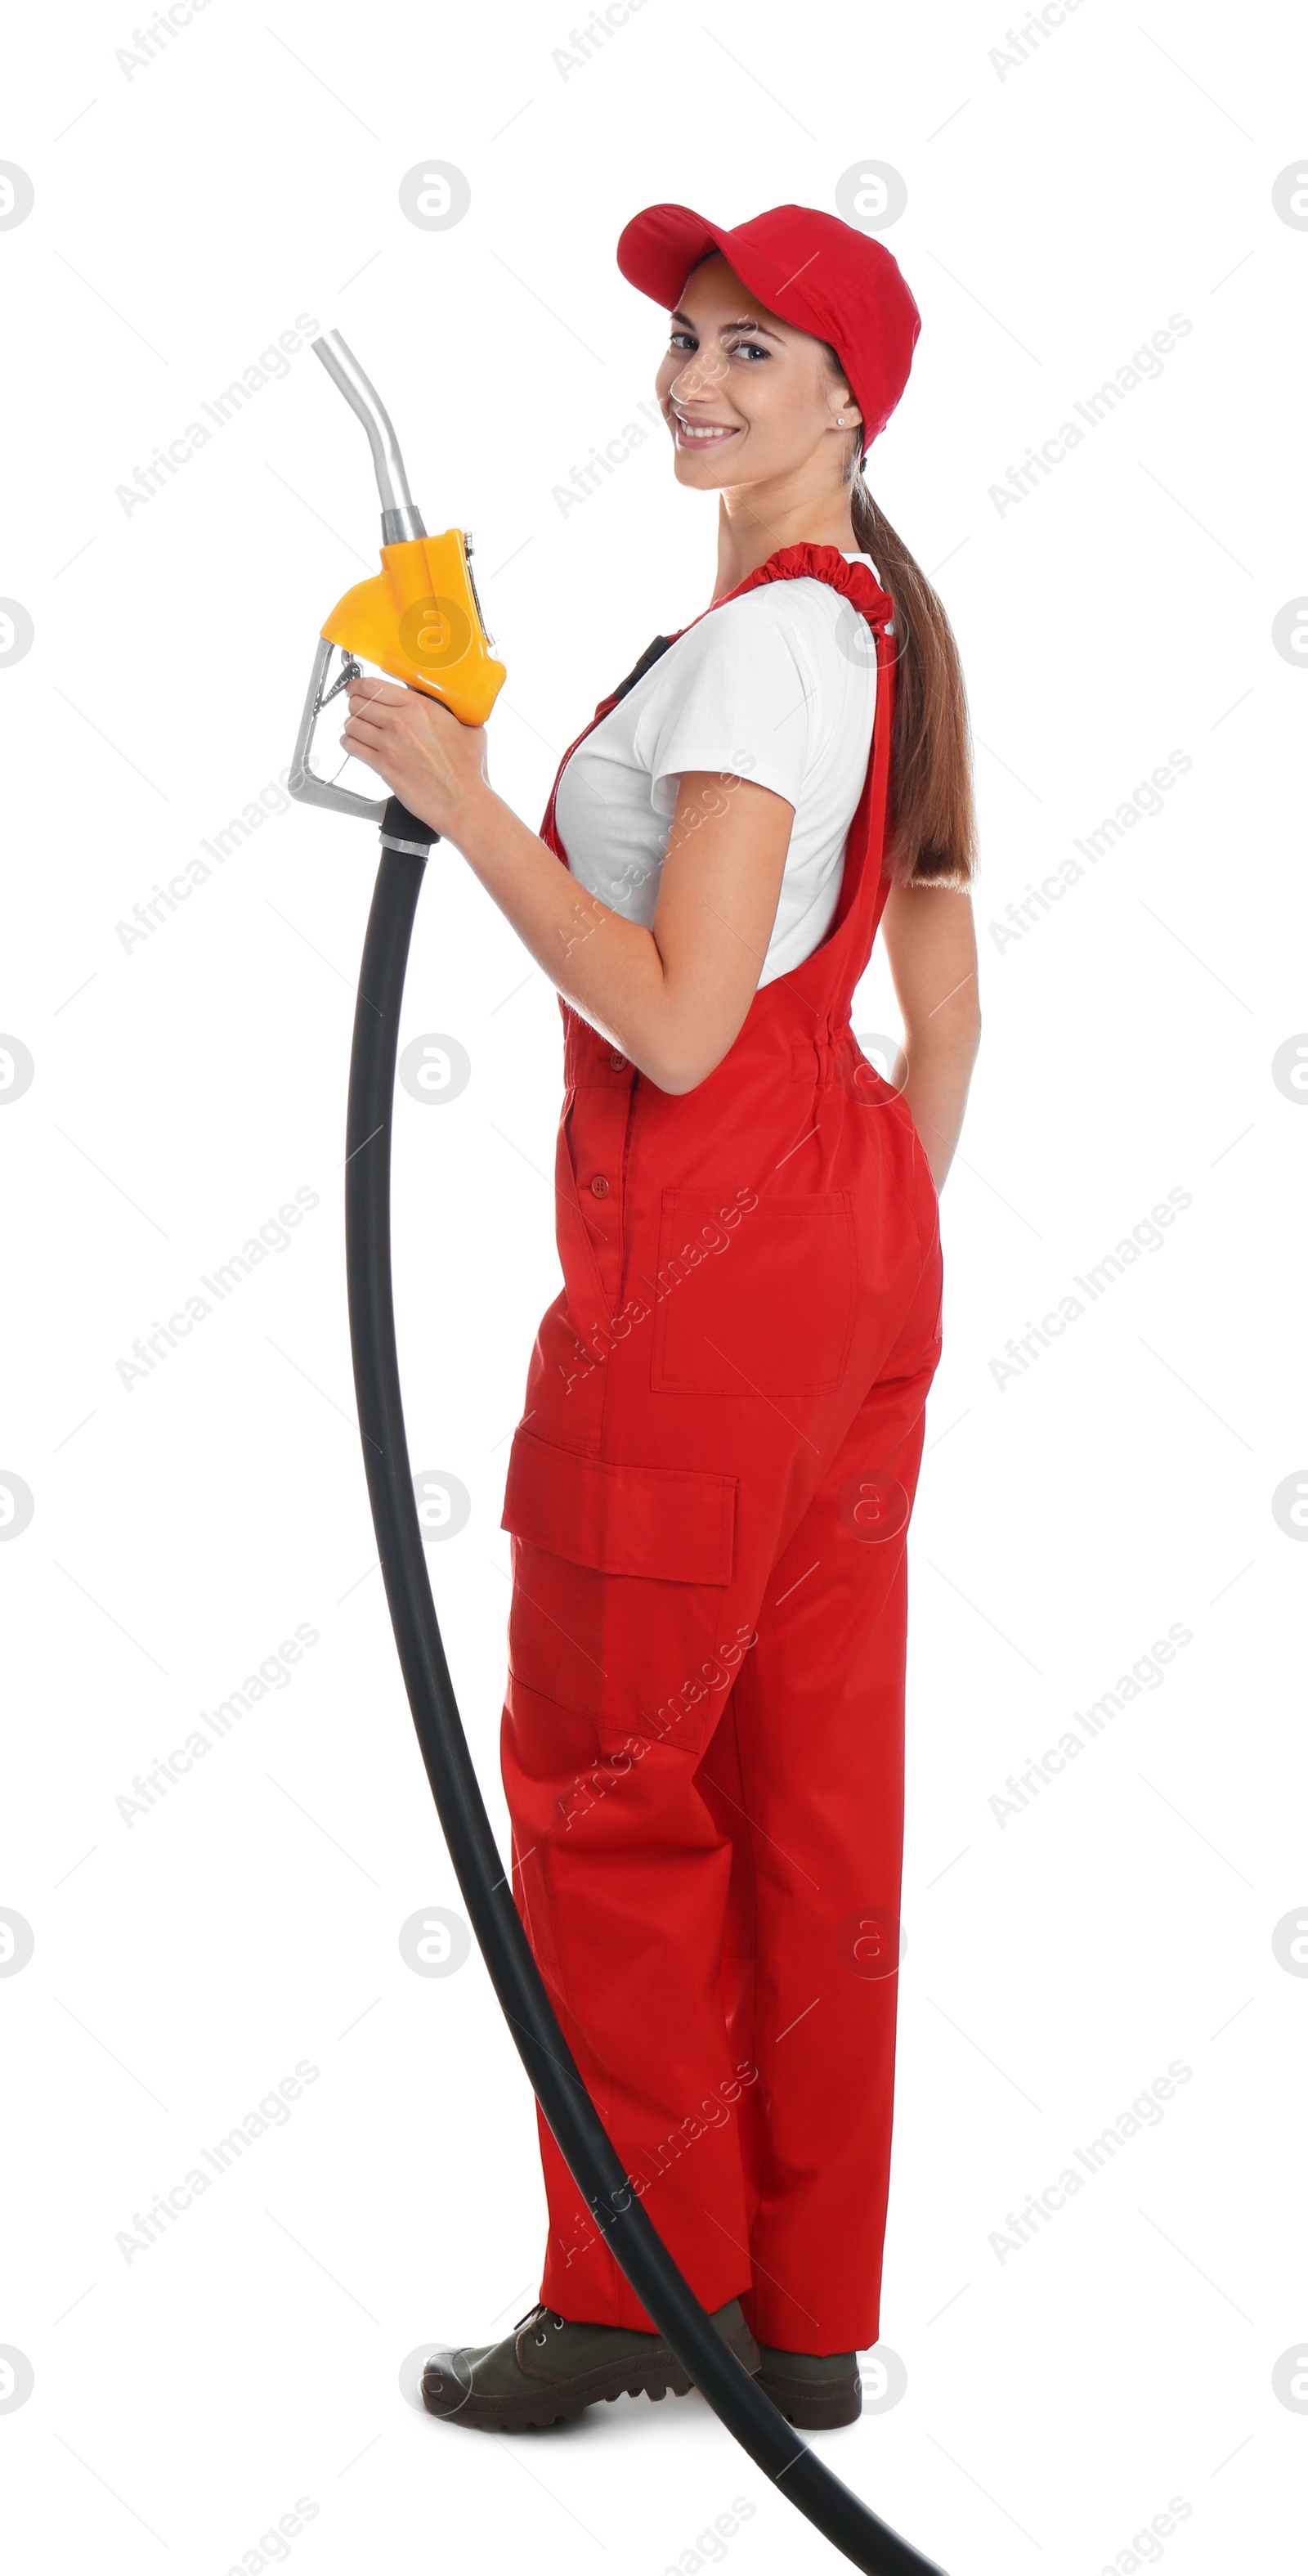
[343, 200, 980, 2435]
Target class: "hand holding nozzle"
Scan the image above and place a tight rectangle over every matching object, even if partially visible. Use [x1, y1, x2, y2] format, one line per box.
[288, 331, 506, 829]
[338, 670, 490, 852]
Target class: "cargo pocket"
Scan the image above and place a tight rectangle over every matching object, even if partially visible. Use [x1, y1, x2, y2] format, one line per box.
[499, 1425, 742, 1757]
[649, 1187, 858, 1397]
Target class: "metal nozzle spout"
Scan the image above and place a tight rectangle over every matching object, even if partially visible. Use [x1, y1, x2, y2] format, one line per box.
[311, 330, 427, 543]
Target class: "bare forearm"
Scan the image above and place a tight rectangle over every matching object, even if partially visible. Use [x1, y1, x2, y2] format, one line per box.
[454, 787, 678, 1078]
[878, 880, 982, 1189]
[340, 679, 793, 1092]
[897, 1021, 980, 1189]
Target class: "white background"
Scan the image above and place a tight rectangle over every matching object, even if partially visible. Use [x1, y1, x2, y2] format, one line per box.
[2, 2, 1306, 2570]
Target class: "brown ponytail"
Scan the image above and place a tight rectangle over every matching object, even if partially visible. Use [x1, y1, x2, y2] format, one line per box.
[849, 477, 978, 886]
[822, 345, 978, 886]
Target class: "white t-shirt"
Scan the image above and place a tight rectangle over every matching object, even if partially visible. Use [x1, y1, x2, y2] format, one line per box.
[555, 554, 880, 987]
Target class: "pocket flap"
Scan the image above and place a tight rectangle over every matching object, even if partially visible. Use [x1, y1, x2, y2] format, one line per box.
[501, 1426, 736, 1585]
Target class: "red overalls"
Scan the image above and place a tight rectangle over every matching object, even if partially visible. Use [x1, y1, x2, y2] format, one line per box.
[499, 544, 943, 2354]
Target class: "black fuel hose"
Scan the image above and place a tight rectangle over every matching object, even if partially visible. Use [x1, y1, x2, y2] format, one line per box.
[344, 823, 949, 2576]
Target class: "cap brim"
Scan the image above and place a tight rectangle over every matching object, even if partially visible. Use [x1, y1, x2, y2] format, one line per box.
[616, 204, 740, 308]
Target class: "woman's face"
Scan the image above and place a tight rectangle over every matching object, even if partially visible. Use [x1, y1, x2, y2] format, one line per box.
[654, 252, 858, 490]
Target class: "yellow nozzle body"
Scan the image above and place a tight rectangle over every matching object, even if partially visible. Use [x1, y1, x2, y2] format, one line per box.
[323, 530, 506, 728]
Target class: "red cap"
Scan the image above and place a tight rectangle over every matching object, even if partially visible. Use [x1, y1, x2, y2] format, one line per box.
[616, 201, 921, 452]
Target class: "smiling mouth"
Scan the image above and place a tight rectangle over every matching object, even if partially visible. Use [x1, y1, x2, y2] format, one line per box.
[673, 413, 741, 447]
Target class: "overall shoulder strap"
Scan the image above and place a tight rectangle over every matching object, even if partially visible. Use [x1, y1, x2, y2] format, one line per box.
[609, 634, 674, 702]
[722, 541, 894, 631]
[539, 545, 894, 859]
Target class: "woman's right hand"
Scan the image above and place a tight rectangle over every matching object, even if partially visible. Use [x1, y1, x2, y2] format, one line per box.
[340, 675, 492, 845]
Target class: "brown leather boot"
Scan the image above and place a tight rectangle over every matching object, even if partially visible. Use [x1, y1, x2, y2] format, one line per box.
[421, 2296, 762, 2432]
[755, 2343, 862, 2429]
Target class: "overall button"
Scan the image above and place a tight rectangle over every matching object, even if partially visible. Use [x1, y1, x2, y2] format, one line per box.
[589, 1175, 610, 1197]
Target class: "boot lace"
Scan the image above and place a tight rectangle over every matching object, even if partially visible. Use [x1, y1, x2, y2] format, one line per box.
[515, 2302, 567, 2347]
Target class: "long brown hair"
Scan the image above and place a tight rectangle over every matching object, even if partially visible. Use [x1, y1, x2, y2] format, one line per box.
[824, 349, 978, 886]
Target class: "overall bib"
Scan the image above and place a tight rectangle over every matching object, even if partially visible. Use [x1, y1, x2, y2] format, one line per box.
[499, 544, 943, 2354]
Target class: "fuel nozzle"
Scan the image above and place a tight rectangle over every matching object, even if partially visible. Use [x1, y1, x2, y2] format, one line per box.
[289, 329, 505, 822]
[311, 330, 428, 544]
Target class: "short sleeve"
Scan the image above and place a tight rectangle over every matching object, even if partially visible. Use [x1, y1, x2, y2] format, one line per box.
[630, 588, 813, 821]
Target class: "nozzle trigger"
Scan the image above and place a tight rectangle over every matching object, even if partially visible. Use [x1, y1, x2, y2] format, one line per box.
[317, 650, 362, 711]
